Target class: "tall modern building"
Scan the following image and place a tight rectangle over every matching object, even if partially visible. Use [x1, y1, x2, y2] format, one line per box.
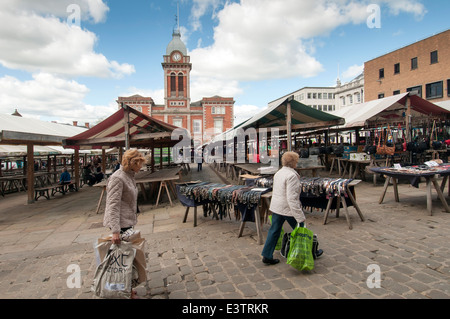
[364, 29, 450, 104]
[118, 27, 234, 147]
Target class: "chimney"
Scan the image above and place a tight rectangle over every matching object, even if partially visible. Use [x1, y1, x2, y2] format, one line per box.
[73, 121, 78, 126]
[85, 123, 90, 128]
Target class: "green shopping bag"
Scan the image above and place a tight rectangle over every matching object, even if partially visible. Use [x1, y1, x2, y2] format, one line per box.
[286, 225, 314, 271]
[269, 215, 284, 250]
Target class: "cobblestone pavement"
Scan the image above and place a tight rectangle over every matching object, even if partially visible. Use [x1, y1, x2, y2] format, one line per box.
[0, 164, 449, 300]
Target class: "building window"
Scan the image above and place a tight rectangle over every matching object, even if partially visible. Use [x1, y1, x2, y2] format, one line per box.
[448, 79, 450, 96]
[211, 106, 215, 114]
[348, 94, 353, 104]
[313, 93, 317, 99]
[431, 50, 438, 64]
[393, 90, 400, 95]
[318, 93, 322, 99]
[394, 63, 400, 74]
[307, 93, 312, 99]
[378, 93, 385, 99]
[379, 68, 384, 79]
[170, 73, 176, 96]
[407, 85, 422, 97]
[178, 73, 184, 94]
[341, 97, 345, 106]
[193, 120, 202, 135]
[411, 57, 418, 70]
[355, 92, 361, 103]
[426, 81, 443, 99]
[214, 118, 223, 134]
[173, 118, 183, 128]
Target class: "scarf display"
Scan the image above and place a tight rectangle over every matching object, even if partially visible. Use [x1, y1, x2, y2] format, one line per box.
[177, 182, 271, 221]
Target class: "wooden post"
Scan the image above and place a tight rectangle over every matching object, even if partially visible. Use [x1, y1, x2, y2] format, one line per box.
[122, 103, 130, 150]
[405, 96, 412, 143]
[102, 149, 106, 174]
[26, 143, 34, 204]
[74, 149, 80, 187]
[151, 145, 155, 173]
[286, 96, 293, 152]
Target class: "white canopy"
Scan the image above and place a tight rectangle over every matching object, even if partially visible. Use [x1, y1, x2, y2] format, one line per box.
[330, 93, 450, 129]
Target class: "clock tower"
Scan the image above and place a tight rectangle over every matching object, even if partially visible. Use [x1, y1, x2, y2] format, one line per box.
[162, 28, 192, 109]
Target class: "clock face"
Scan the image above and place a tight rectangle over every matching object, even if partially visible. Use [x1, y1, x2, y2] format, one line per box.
[173, 53, 181, 61]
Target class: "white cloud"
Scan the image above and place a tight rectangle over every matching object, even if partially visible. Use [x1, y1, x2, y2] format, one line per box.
[342, 64, 364, 80]
[0, 73, 116, 123]
[0, 1, 133, 78]
[0, 0, 110, 23]
[189, 0, 427, 82]
[190, 0, 222, 31]
[385, 0, 427, 20]
[233, 104, 265, 126]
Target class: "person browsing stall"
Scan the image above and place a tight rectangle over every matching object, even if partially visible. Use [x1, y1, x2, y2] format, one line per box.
[103, 149, 146, 245]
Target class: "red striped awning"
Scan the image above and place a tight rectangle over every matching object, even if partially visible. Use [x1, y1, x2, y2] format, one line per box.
[63, 105, 183, 150]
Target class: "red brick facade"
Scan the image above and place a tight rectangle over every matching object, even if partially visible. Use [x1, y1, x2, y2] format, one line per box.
[365, 29, 450, 103]
[117, 31, 234, 146]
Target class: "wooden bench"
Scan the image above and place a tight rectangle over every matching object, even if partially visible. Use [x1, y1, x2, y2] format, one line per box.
[34, 181, 78, 201]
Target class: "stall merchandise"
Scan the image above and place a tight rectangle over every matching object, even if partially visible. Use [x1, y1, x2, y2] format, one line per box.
[177, 182, 271, 222]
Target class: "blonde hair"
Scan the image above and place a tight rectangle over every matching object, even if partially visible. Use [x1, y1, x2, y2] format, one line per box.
[121, 149, 146, 171]
[281, 151, 299, 168]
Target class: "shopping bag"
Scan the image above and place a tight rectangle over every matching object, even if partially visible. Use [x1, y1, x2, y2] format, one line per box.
[268, 215, 284, 250]
[286, 225, 314, 271]
[95, 231, 147, 284]
[92, 242, 136, 299]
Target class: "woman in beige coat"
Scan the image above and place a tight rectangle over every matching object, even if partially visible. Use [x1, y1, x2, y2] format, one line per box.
[261, 151, 306, 265]
[103, 149, 146, 245]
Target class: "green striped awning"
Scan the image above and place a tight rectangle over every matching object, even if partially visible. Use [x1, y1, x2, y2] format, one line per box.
[239, 98, 344, 130]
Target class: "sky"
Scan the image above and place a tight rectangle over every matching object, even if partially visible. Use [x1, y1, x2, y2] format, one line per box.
[0, 0, 449, 127]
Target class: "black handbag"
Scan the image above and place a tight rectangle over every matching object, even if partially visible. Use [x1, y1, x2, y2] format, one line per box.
[280, 232, 291, 258]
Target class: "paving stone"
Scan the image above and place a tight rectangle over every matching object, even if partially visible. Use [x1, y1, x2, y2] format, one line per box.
[1, 165, 450, 300]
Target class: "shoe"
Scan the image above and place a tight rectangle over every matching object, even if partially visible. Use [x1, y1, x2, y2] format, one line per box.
[314, 249, 324, 259]
[262, 257, 280, 265]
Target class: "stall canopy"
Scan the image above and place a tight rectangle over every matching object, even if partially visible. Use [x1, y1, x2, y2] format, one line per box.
[63, 105, 182, 150]
[332, 92, 450, 129]
[238, 97, 345, 130]
[213, 97, 345, 142]
[0, 113, 87, 146]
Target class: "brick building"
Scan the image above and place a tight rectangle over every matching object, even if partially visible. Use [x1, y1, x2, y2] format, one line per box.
[117, 28, 234, 147]
[365, 29, 450, 103]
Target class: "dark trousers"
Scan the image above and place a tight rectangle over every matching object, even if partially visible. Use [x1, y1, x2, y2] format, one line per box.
[261, 213, 304, 260]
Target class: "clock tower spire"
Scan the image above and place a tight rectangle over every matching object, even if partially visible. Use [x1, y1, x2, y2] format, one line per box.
[162, 12, 191, 110]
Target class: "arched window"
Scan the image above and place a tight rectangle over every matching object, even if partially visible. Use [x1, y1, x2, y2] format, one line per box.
[178, 73, 184, 95]
[170, 73, 176, 96]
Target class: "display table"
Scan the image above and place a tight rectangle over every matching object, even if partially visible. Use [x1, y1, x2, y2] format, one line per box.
[94, 167, 182, 213]
[176, 182, 271, 244]
[370, 165, 450, 215]
[258, 179, 364, 230]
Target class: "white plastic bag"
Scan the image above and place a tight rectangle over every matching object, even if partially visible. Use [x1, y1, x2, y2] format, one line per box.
[92, 242, 136, 299]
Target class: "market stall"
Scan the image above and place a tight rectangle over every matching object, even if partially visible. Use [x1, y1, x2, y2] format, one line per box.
[370, 163, 450, 215]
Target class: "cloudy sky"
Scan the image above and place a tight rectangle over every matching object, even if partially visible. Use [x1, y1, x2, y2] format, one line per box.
[0, 0, 448, 126]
